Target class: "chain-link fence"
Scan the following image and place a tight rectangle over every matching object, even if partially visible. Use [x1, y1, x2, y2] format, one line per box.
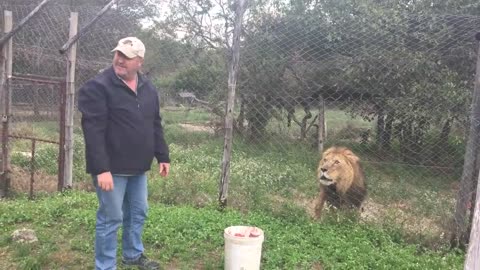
[231, 10, 480, 246]
[151, 2, 480, 248]
[0, 1, 139, 194]
[1, 0, 480, 252]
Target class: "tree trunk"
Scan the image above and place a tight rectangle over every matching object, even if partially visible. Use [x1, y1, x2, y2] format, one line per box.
[300, 105, 312, 140]
[286, 103, 295, 128]
[237, 96, 245, 132]
[399, 121, 410, 162]
[382, 111, 394, 150]
[317, 96, 325, 154]
[376, 106, 385, 147]
[399, 118, 426, 164]
[413, 118, 427, 163]
[439, 117, 452, 144]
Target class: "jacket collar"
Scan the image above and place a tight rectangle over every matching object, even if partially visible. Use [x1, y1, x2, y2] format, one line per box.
[107, 66, 146, 90]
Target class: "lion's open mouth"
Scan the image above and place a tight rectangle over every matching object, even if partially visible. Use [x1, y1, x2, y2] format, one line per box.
[320, 175, 330, 181]
[319, 174, 334, 186]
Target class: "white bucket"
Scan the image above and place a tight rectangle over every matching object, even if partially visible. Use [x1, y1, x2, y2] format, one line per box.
[224, 226, 265, 270]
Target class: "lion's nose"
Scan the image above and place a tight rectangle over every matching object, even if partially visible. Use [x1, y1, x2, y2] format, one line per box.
[320, 168, 327, 172]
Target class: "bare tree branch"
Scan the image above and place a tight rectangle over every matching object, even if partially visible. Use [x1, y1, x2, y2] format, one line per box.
[178, 0, 223, 49]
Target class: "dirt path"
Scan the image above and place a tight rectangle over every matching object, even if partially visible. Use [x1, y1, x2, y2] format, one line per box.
[179, 123, 214, 134]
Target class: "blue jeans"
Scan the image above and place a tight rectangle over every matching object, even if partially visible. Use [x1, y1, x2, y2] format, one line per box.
[93, 173, 148, 270]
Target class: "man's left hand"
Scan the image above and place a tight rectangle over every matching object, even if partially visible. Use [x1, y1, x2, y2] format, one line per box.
[159, 163, 170, 177]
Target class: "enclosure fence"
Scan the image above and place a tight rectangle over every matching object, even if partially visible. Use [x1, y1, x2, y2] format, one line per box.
[1, 0, 480, 260]
[229, 9, 480, 249]
[0, 1, 138, 196]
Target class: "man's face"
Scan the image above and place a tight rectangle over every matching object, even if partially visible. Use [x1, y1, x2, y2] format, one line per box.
[112, 51, 143, 80]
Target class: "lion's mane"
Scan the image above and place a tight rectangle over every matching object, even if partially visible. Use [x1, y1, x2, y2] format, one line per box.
[315, 146, 367, 218]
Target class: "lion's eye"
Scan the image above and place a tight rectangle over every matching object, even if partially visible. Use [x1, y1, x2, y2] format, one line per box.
[334, 160, 340, 165]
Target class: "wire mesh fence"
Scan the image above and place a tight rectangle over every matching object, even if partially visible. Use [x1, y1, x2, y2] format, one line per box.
[1, 0, 480, 251]
[0, 1, 139, 193]
[230, 9, 480, 246]
[151, 2, 480, 247]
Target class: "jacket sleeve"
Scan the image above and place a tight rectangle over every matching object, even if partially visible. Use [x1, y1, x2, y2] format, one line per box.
[153, 91, 170, 163]
[78, 81, 110, 174]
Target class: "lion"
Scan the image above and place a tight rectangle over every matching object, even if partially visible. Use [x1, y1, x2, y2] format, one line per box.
[314, 146, 367, 218]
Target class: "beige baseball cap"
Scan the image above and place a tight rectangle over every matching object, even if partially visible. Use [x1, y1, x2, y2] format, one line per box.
[111, 37, 145, 58]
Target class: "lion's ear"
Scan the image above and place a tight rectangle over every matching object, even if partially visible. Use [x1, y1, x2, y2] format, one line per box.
[342, 149, 360, 163]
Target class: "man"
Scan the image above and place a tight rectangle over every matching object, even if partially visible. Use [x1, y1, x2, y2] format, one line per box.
[78, 37, 170, 270]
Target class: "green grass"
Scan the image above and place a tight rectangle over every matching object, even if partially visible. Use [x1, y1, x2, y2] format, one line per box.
[10, 134, 89, 183]
[162, 106, 213, 125]
[264, 108, 374, 141]
[0, 192, 464, 269]
[2, 107, 467, 268]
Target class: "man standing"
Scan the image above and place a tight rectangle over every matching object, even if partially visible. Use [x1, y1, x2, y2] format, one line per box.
[78, 37, 170, 270]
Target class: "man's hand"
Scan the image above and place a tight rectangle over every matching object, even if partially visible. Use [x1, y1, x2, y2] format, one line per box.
[97, 171, 114, 191]
[159, 163, 170, 177]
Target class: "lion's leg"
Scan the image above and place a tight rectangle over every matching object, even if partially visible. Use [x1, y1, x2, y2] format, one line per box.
[314, 190, 326, 219]
[345, 185, 367, 209]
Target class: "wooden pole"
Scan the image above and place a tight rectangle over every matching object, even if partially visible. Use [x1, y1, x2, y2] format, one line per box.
[453, 33, 480, 248]
[0, 0, 52, 47]
[62, 12, 78, 189]
[0, 11, 13, 198]
[59, 0, 119, 54]
[465, 171, 480, 269]
[218, 0, 248, 208]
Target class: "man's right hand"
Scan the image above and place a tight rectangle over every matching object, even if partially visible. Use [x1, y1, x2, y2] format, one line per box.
[97, 171, 114, 191]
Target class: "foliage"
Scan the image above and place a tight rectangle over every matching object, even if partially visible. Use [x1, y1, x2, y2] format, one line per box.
[234, 0, 478, 156]
[170, 49, 227, 100]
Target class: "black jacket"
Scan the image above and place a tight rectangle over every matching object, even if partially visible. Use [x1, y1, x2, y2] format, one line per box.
[78, 67, 170, 175]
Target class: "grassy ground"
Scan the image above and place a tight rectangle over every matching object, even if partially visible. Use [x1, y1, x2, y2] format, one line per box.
[1, 107, 466, 269]
[0, 192, 464, 269]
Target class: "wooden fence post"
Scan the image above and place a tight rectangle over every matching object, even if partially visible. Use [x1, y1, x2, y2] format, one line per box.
[453, 32, 480, 248]
[465, 171, 480, 269]
[218, 0, 248, 208]
[0, 10, 13, 198]
[63, 12, 78, 189]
